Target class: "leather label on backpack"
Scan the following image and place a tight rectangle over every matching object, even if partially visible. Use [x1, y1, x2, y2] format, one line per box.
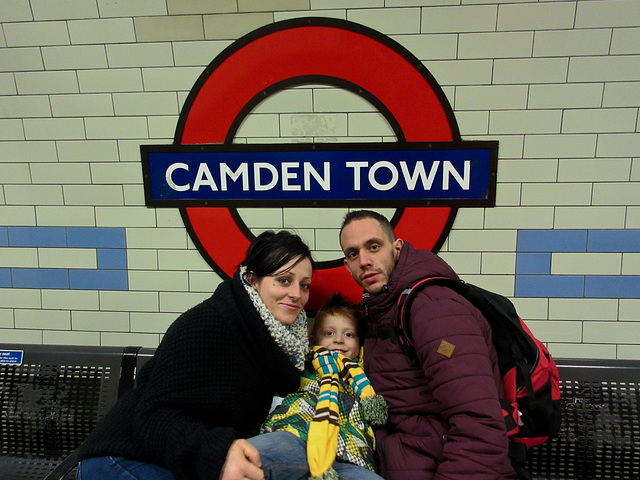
[437, 340, 456, 358]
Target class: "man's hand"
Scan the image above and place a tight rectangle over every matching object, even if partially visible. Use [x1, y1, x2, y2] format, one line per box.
[219, 439, 265, 480]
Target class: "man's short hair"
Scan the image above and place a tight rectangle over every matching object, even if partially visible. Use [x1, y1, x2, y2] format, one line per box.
[339, 210, 396, 243]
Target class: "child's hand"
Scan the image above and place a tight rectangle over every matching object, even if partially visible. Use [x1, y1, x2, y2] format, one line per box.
[219, 439, 264, 480]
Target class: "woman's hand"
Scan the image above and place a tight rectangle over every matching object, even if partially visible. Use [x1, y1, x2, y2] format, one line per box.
[219, 439, 265, 480]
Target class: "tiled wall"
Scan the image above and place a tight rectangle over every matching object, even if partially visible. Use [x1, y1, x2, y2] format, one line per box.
[1, 0, 639, 359]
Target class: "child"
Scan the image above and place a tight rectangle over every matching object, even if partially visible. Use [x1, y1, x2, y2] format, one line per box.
[248, 293, 387, 480]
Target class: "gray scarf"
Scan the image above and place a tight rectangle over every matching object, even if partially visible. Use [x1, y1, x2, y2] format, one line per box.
[240, 266, 309, 371]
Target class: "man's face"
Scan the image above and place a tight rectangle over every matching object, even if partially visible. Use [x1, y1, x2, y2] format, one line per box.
[340, 217, 403, 295]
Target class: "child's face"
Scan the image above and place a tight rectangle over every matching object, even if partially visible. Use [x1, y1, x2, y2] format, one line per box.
[314, 313, 360, 359]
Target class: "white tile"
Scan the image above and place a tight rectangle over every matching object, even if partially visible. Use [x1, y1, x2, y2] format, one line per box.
[0, 47, 43, 72]
[96, 207, 157, 227]
[552, 253, 622, 275]
[575, 0, 640, 28]
[130, 312, 175, 333]
[622, 253, 640, 275]
[31, 0, 99, 20]
[498, 2, 576, 31]
[100, 332, 160, 348]
[534, 29, 612, 57]
[99, 290, 159, 312]
[78, 69, 143, 93]
[593, 183, 640, 206]
[128, 270, 190, 291]
[527, 320, 583, 343]
[493, 58, 569, 85]
[68, 18, 136, 45]
[41, 289, 99, 310]
[562, 108, 637, 134]
[529, 83, 604, 109]
[15, 309, 71, 330]
[39, 248, 97, 269]
[0, 248, 38, 268]
[113, 92, 178, 116]
[459, 32, 533, 59]
[63, 185, 125, 206]
[0, 206, 36, 226]
[521, 183, 592, 206]
[583, 321, 640, 344]
[50, 94, 114, 117]
[16, 71, 79, 94]
[159, 291, 211, 313]
[72, 310, 130, 332]
[23, 118, 85, 140]
[4, 21, 70, 47]
[0, 288, 41, 309]
[619, 299, 640, 321]
[558, 159, 631, 182]
[484, 207, 554, 229]
[35, 206, 97, 226]
[420, 5, 497, 33]
[554, 207, 626, 229]
[30, 162, 91, 184]
[348, 7, 421, 35]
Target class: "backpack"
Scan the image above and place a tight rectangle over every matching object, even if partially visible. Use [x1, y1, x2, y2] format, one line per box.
[391, 277, 562, 478]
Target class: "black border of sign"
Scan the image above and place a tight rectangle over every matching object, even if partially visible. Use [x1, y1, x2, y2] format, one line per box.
[141, 140, 498, 208]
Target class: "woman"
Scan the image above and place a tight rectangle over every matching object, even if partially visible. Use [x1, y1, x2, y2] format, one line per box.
[77, 230, 314, 480]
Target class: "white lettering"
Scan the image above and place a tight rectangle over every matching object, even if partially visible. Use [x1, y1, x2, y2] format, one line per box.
[166, 163, 190, 191]
[443, 160, 470, 190]
[304, 162, 330, 191]
[282, 162, 300, 191]
[369, 161, 398, 191]
[400, 161, 440, 191]
[220, 163, 249, 191]
[254, 163, 278, 191]
[193, 163, 218, 191]
[346, 161, 368, 191]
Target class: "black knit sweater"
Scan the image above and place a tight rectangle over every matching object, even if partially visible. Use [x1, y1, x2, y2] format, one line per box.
[78, 271, 302, 479]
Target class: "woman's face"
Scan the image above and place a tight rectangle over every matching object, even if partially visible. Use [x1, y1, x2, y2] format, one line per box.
[250, 256, 313, 325]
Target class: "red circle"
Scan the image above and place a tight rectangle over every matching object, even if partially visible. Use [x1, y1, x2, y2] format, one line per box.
[179, 21, 455, 309]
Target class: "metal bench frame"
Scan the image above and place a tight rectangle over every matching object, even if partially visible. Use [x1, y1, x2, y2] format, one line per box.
[0, 344, 149, 480]
[528, 358, 640, 480]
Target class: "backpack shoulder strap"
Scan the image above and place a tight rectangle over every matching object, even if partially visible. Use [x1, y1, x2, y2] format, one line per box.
[393, 277, 465, 365]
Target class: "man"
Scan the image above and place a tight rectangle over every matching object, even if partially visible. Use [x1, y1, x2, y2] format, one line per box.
[339, 210, 518, 480]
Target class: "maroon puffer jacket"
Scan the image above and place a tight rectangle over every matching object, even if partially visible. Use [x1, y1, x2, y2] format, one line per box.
[363, 242, 518, 480]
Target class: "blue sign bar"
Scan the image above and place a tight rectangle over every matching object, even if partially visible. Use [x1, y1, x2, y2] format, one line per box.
[141, 142, 497, 207]
[0, 350, 23, 365]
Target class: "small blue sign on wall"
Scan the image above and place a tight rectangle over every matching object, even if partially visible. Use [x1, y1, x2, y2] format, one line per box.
[0, 350, 23, 365]
[142, 141, 497, 208]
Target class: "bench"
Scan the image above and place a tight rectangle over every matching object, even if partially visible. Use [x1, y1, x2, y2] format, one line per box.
[526, 358, 640, 480]
[0, 343, 154, 480]
[1, 345, 638, 480]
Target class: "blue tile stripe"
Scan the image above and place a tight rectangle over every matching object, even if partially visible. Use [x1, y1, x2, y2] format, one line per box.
[2, 226, 127, 291]
[516, 229, 640, 298]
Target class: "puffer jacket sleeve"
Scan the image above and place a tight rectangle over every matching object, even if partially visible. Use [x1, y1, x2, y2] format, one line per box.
[410, 285, 513, 480]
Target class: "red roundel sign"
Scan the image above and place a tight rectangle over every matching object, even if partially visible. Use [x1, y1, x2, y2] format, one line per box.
[175, 18, 460, 309]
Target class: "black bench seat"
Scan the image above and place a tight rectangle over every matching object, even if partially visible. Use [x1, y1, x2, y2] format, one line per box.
[1, 344, 638, 480]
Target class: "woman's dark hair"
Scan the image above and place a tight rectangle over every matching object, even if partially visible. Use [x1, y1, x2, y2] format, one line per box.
[242, 230, 313, 279]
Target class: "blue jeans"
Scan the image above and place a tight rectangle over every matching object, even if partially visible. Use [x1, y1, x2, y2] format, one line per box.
[76, 456, 174, 480]
[248, 431, 384, 480]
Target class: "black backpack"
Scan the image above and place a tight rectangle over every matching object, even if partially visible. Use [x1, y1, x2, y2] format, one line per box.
[390, 277, 562, 479]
